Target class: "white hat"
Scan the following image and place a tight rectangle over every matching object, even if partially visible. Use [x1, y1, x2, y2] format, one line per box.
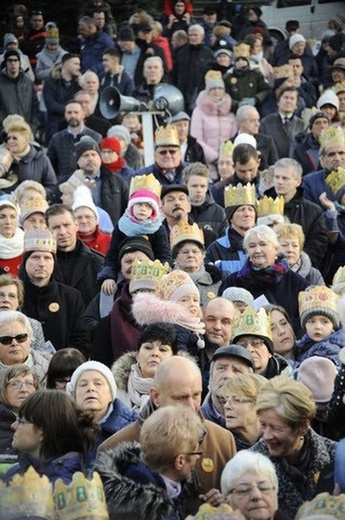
[289, 33, 306, 49]
[66, 361, 117, 400]
[72, 185, 99, 224]
[317, 89, 340, 111]
[234, 133, 257, 149]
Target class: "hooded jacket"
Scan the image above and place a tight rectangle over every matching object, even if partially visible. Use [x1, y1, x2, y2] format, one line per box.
[0, 68, 39, 129]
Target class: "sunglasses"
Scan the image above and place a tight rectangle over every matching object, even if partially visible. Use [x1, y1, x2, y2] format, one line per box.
[0, 333, 28, 345]
[157, 149, 179, 156]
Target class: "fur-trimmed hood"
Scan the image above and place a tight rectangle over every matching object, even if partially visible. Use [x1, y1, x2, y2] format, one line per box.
[112, 352, 137, 392]
[195, 89, 232, 116]
[95, 442, 182, 520]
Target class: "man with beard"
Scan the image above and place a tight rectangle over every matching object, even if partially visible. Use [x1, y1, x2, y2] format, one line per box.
[47, 100, 101, 183]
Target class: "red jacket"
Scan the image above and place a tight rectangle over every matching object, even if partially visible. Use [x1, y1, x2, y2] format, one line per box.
[77, 226, 111, 255]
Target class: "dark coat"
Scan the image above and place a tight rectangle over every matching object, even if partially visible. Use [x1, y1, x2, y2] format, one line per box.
[292, 132, 321, 175]
[0, 69, 39, 129]
[251, 429, 337, 519]
[185, 135, 206, 164]
[53, 239, 104, 306]
[224, 67, 271, 112]
[99, 66, 134, 96]
[255, 133, 280, 170]
[302, 168, 335, 206]
[99, 166, 129, 225]
[96, 442, 183, 520]
[134, 40, 168, 87]
[265, 186, 328, 268]
[135, 162, 187, 185]
[79, 31, 114, 74]
[328, 359, 345, 436]
[189, 191, 227, 238]
[259, 113, 304, 159]
[206, 226, 247, 276]
[21, 274, 91, 357]
[0, 403, 16, 455]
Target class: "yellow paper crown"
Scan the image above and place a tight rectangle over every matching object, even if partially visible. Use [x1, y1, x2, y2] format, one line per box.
[155, 125, 180, 147]
[204, 69, 223, 83]
[257, 195, 284, 217]
[319, 126, 345, 150]
[333, 81, 345, 95]
[301, 106, 319, 128]
[54, 471, 109, 520]
[325, 167, 345, 194]
[155, 269, 198, 301]
[219, 140, 235, 157]
[0, 466, 54, 519]
[332, 266, 345, 289]
[296, 492, 345, 519]
[273, 64, 294, 80]
[298, 286, 339, 320]
[170, 222, 204, 252]
[224, 182, 257, 209]
[232, 306, 272, 343]
[129, 173, 162, 198]
[46, 26, 59, 40]
[20, 196, 49, 222]
[185, 503, 236, 519]
[129, 258, 170, 294]
[233, 43, 250, 59]
[24, 229, 57, 254]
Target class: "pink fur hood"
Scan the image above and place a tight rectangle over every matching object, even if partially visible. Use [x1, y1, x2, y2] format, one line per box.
[195, 89, 232, 116]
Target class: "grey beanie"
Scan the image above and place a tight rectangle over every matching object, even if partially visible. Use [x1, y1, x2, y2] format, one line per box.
[75, 137, 101, 162]
[107, 125, 131, 149]
[222, 287, 254, 307]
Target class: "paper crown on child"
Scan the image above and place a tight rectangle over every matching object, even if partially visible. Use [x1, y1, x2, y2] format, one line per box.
[219, 140, 235, 157]
[20, 196, 49, 222]
[257, 195, 284, 217]
[155, 125, 180, 148]
[204, 70, 224, 90]
[325, 167, 345, 196]
[295, 492, 345, 519]
[170, 222, 204, 254]
[273, 64, 294, 80]
[24, 229, 56, 254]
[0, 466, 54, 519]
[298, 286, 340, 329]
[232, 306, 273, 353]
[129, 173, 162, 199]
[129, 258, 170, 294]
[319, 126, 345, 150]
[53, 471, 109, 520]
[155, 269, 199, 302]
[224, 182, 257, 209]
[233, 43, 250, 59]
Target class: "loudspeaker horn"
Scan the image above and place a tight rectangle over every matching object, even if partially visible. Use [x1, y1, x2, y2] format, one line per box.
[153, 84, 184, 116]
[99, 86, 142, 120]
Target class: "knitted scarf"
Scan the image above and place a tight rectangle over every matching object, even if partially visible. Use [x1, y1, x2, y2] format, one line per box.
[118, 210, 162, 236]
[127, 363, 152, 411]
[0, 228, 24, 259]
[237, 254, 289, 286]
[101, 157, 125, 173]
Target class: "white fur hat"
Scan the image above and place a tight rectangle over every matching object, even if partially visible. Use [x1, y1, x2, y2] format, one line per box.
[66, 361, 117, 400]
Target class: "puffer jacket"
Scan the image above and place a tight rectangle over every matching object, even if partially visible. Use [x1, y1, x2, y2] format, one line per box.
[295, 327, 345, 367]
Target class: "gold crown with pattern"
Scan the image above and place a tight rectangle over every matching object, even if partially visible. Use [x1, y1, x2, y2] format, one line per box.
[232, 306, 272, 343]
[257, 195, 284, 217]
[170, 222, 204, 252]
[319, 126, 345, 150]
[20, 196, 49, 222]
[0, 466, 54, 519]
[24, 229, 57, 254]
[296, 492, 345, 520]
[204, 69, 223, 83]
[129, 173, 162, 198]
[53, 471, 109, 520]
[333, 81, 345, 95]
[298, 286, 339, 319]
[219, 140, 235, 157]
[273, 64, 294, 80]
[233, 43, 250, 59]
[155, 269, 198, 301]
[155, 125, 180, 147]
[129, 258, 170, 294]
[224, 182, 257, 208]
[325, 167, 345, 194]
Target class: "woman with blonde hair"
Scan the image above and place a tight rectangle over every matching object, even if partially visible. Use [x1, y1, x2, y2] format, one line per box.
[251, 376, 337, 518]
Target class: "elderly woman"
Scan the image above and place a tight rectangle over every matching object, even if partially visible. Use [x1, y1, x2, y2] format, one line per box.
[0, 311, 48, 385]
[107, 124, 143, 171]
[0, 364, 38, 455]
[218, 373, 266, 451]
[220, 225, 308, 333]
[5, 120, 57, 199]
[264, 304, 296, 362]
[99, 136, 134, 184]
[221, 451, 288, 520]
[67, 361, 137, 448]
[275, 223, 324, 286]
[0, 200, 23, 276]
[190, 70, 237, 180]
[251, 376, 337, 518]
[171, 222, 222, 306]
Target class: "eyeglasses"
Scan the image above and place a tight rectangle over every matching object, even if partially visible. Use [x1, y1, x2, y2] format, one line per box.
[229, 483, 275, 497]
[236, 338, 265, 349]
[17, 417, 31, 425]
[6, 380, 36, 390]
[218, 395, 253, 407]
[157, 149, 179, 156]
[0, 333, 28, 345]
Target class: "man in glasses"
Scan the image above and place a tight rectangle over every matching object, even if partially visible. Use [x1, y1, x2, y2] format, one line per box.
[0, 50, 39, 131]
[135, 125, 187, 185]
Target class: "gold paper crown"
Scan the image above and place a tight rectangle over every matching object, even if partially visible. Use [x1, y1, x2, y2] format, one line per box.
[273, 64, 294, 80]
[257, 195, 284, 217]
[319, 126, 345, 150]
[21, 196, 49, 221]
[129, 258, 170, 294]
[298, 286, 339, 319]
[233, 43, 250, 59]
[170, 222, 204, 252]
[332, 266, 345, 289]
[129, 173, 162, 198]
[155, 125, 180, 147]
[295, 492, 345, 519]
[24, 229, 57, 254]
[333, 81, 345, 95]
[155, 269, 197, 301]
[46, 26, 59, 40]
[204, 69, 223, 83]
[232, 306, 272, 343]
[325, 167, 345, 194]
[54, 471, 109, 520]
[224, 182, 257, 209]
[219, 140, 235, 157]
[301, 106, 319, 128]
[0, 466, 54, 519]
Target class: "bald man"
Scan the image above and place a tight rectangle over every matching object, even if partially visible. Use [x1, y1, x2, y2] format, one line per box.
[97, 356, 236, 515]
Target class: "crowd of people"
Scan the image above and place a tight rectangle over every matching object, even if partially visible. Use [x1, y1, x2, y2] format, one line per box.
[0, 0, 345, 519]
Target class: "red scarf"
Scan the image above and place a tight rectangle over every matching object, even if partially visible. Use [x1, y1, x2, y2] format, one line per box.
[102, 157, 125, 173]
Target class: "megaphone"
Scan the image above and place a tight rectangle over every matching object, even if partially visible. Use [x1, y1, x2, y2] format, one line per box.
[153, 84, 184, 116]
[99, 87, 143, 120]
